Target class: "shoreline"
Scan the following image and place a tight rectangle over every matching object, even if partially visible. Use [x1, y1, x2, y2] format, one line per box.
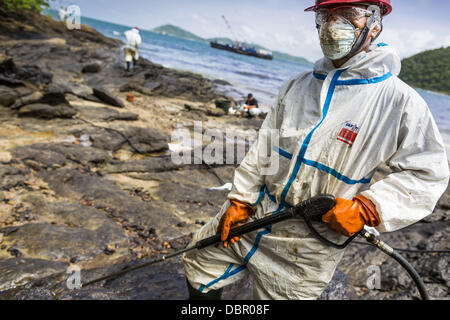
[414, 87, 450, 98]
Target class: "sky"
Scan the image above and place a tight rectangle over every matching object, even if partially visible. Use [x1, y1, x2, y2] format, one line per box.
[51, 0, 450, 62]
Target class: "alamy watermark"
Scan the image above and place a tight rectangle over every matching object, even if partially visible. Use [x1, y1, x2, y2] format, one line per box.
[366, 265, 382, 290]
[59, 5, 81, 30]
[66, 265, 81, 289]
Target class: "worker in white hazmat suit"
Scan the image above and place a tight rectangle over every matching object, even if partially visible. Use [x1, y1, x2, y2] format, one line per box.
[124, 27, 142, 71]
[183, 0, 450, 300]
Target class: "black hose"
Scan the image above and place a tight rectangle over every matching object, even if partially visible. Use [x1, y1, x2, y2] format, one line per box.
[388, 249, 430, 300]
[358, 230, 430, 300]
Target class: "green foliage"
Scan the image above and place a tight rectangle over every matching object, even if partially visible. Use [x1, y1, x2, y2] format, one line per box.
[399, 47, 450, 95]
[0, 0, 48, 13]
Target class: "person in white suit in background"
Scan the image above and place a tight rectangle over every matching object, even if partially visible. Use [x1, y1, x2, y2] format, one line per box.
[124, 27, 142, 71]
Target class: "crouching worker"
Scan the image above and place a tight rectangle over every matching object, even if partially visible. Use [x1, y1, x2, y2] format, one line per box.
[183, 0, 449, 300]
[239, 93, 260, 118]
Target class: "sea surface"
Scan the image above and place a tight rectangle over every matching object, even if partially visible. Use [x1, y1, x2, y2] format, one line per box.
[46, 10, 450, 157]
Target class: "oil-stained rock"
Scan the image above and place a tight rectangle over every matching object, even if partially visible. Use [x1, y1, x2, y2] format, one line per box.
[0, 258, 67, 292]
[18, 103, 76, 119]
[0, 222, 125, 263]
[39, 168, 182, 238]
[12, 142, 110, 167]
[0, 165, 27, 190]
[93, 87, 125, 108]
[76, 105, 139, 122]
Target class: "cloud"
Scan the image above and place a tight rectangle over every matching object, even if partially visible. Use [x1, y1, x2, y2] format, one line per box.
[64, 0, 450, 62]
[381, 28, 450, 58]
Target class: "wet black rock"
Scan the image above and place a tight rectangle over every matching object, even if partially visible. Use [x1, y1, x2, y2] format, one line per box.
[18, 103, 76, 119]
[93, 87, 125, 108]
[103, 246, 115, 256]
[23, 195, 128, 243]
[319, 269, 350, 300]
[82, 63, 102, 74]
[0, 84, 35, 107]
[39, 168, 182, 238]
[0, 86, 17, 106]
[12, 146, 67, 168]
[76, 106, 139, 122]
[121, 126, 168, 154]
[1, 222, 123, 263]
[68, 125, 167, 153]
[119, 82, 153, 96]
[0, 54, 15, 74]
[0, 75, 24, 87]
[0, 165, 27, 190]
[10, 91, 43, 109]
[6, 247, 22, 258]
[102, 156, 184, 174]
[0, 53, 52, 86]
[0, 258, 67, 292]
[14, 65, 53, 86]
[38, 90, 69, 105]
[12, 142, 110, 167]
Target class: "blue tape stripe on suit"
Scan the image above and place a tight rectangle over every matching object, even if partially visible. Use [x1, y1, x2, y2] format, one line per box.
[274, 147, 370, 185]
[198, 263, 234, 292]
[252, 186, 266, 207]
[302, 159, 371, 185]
[280, 69, 345, 204]
[336, 72, 392, 85]
[313, 71, 392, 85]
[273, 146, 293, 160]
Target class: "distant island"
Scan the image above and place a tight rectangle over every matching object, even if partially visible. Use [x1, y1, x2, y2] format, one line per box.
[151, 24, 313, 66]
[152, 24, 205, 43]
[399, 47, 450, 95]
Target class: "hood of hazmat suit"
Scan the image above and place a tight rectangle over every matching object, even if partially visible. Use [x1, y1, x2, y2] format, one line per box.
[124, 28, 142, 50]
[183, 43, 450, 300]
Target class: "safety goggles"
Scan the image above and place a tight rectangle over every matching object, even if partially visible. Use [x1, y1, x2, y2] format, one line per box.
[315, 6, 374, 26]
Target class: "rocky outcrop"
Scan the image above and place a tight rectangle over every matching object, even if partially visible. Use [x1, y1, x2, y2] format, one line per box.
[18, 103, 76, 119]
[93, 87, 125, 108]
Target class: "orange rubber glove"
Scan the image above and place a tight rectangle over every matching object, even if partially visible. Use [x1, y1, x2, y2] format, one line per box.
[322, 195, 381, 237]
[217, 199, 256, 248]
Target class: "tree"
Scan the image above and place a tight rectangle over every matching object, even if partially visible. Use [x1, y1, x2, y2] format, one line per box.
[0, 0, 48, 13]
[399, 47, 450, 95]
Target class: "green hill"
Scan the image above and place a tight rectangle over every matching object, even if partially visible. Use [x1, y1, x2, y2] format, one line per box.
[152, 24, 205, 42]
[399, 47, 450, 95]
[152, 25, 312, 65]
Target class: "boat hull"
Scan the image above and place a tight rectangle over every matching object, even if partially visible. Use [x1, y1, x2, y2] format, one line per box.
[210, 42, 273, 60]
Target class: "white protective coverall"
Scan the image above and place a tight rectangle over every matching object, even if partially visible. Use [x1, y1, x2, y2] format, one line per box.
[124, 28, 142, 62]
[183, 43, 450, 299]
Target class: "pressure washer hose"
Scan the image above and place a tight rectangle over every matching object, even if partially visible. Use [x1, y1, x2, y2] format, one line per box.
[359, 230, 430, 300]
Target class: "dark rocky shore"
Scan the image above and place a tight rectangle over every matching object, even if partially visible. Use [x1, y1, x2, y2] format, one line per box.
[0, 10, 448, 300]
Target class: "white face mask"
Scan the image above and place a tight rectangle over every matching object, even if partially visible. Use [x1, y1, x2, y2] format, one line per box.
[319, 16, 360, 61]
